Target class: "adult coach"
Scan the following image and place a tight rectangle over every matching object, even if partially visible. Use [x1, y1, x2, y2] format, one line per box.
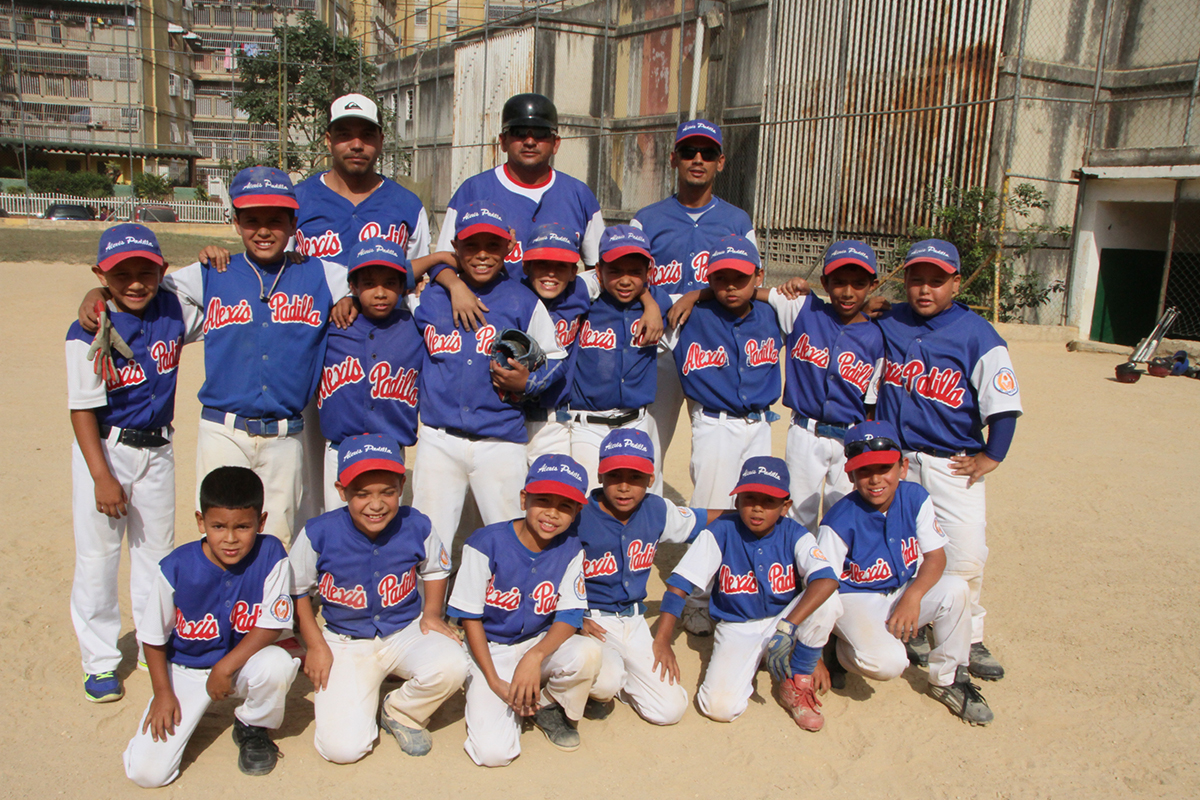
[435, 93, 604, 275]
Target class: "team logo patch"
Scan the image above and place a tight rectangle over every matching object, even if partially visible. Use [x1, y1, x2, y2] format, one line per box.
[574, 572, 586, 601]
[809, 546, 826, 562]
[270, 595, 293, 623]
[993, 367, 1018, 396]
[438, 545, 451, 572]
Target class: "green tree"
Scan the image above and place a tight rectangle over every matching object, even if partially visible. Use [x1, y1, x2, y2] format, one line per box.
[132, 172, 173, 201]
[235, 11, 377, 175]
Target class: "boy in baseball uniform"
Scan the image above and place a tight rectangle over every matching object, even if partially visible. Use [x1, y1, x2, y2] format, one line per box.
[410, 201, 566, 553]
[290, 435, 467, 763]
[447, 455, 601, 767]
[817, 421, 993, 725]
[67, 225, 203, 703]
[875, 240, 1022, 680]
[123, 467, 300, 787]
[652, 456, 841, 731]
[578, 429, 723, 725]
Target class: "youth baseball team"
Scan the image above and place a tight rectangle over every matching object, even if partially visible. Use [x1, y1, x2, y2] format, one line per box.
[65, 91, 1023, 786]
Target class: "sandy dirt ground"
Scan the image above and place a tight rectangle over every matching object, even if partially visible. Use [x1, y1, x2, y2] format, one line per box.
[3, 260, 1197, 799]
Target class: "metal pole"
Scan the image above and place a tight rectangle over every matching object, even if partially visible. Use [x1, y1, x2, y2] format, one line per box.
[1183, 40, 1200, 145]
[10, 0, 27, 185]
[688, 15, 704, 120]
[1082, 0, 1114, 166]
[282, 16, 288, 168]
[1001, 0, 1032, 178]
[992, 175, 1010, 322]
[754, 0, 780, 269]
[599, 0, 610, 212]
[278, 3, 285, 168]
[125, 0, 135, 188]
[231, 0, 237, 164]
[828, 0, 852, 243]
[1156, 180, 1183, 317]
[676, 0, 687, 127]
[480, 0, 489, 173]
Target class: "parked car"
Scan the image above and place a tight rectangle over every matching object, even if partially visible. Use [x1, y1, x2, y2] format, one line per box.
[43, 203, 92, 221]
[133, 204, 178, 223]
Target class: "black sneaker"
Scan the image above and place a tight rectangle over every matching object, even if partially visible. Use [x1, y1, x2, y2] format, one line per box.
[823, 638, 847, 691]
[232, 719, 280, 776]
[929, 666, 994, 726]
[583, 698, 614, 720]
[905, 625, 931, 667]
[533, 703, 580, 751]
[968, 642, 1004, 681]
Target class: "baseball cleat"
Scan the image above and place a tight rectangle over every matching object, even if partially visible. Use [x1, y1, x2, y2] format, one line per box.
[381, 707, 433, 756]
[83, 671, 124, 703]
[583, 697, 615, 720]
[905, 625, 931, 667]
[779, 673, 824, 731]
[681, 605, 714, 637]
[533, 703, 580, 751]
[232, 719, 280, 776]
[929, 666, 993, 726]
[968, 642, 1004, 681]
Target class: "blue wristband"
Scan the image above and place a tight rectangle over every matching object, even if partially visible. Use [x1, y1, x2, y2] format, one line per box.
[660, 591, 687, 619]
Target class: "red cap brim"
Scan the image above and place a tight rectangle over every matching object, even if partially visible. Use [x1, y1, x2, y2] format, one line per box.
[524, 479, 586, 505]
[457, 223, 512, 242]
[601, 245, 652, 263]
[844, 450, 901, 473]
[98, 249, 163, 272]
[523, 247, 579, 264]
[730, 482, 790, 498]
[349, 258, 407, 275]
[598, 454, 655, 475]
[823, 257, 877, 276]
[232, 194, 300, 210]
[707, 257, 757, 276]
[905, 257, 958, 274]
[339, 459, 405, 486]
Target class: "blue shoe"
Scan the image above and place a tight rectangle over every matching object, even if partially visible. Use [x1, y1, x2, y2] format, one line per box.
[84, 671, 123, 703]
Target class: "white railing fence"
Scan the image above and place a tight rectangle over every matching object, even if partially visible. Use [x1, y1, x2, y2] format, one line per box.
[0, 192, 229, 224]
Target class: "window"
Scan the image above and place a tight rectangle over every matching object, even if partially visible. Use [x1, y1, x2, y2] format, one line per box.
[193, 5, 209, 25]
[119, 57, 134, 82]
[20, 73, 39, 94]
[50, 24, 62, 44]
[258, 10, 273, 28]
[405, 88, 414, 121]
[68, 78, 88, 99]
[446, 9, 459, 29]
[184, 79, 193, 101]
[15, 20, 32, 41]
[170, 121, 180, 143]
[0, 19, 9, 39]
[213, 6, 231, 26]
[195, 95, 212, 115]
[235, 7, 252, 27]
[415, 5, 428, 26]
[45, 76, 65, 97]
[120, 107, 140, 130]
[168, 72, 180, 96]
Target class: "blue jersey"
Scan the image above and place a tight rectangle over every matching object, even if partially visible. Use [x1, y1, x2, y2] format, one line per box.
[290, 506, 451, 639]
[414, 274, 564, 441]
[294, 173, 430, 262]
[435, 166, 605, 275]
[317, 307, 422, 446]
[632, 195, 755, 295]
[578, 492, 703, 613]
[526, 276, 590, 410]
[667, 299, 782, 415]
[65, 292, 194, 430]
[568, 285, 673, 411]
[140, 535, 294, 670]
[669, 514, 837, 623]
[876, 302, 1023, 453]
[448, 521, 589, 646]
[817, 481, 947, 595]
[769, 289, 884, 425]
[164, 255, 348, 419]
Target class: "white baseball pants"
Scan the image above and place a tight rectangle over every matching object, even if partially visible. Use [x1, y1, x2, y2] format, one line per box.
[322, 439, 343, 511]
[71, 435, 175, 675]
[463, 633, 602, 767]
[525, 418, 571, 464]
[688, 410, 773, 508]
[786, 422, 853, 533]
[565, 408, 660, 494]
[296, 398, 326, 530]
[588, 613, 688, 725]
[410, 425, 525, 562]
[313, 619, 469, 764]
[648, 347, 686, 463]
[196, 417, 303, 545]
[905, 452, 989, 642]
[831, 574, 971, 688]
[123, 645, 300, 788]
[698, 592, 841, 723]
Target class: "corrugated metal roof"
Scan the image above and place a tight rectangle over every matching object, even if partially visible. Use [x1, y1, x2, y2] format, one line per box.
[0, 137, 200, 159]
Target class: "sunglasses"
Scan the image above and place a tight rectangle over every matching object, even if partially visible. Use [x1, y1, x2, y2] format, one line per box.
[676, 145, 721, 162]
[505, 126, 556, 142]
[844, 436, 901, 460]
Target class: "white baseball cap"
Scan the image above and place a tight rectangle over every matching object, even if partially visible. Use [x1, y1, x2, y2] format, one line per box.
[329, 93, 381, 128]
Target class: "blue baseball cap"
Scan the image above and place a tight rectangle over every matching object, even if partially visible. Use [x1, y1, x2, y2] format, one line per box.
[337, 434, 405, 485]
[598, 429, 655, 475]
[843, 421, 902, 472]
[348, 238, 409, 276]
[730, 456, 790, 498]
[523, 222, 580, 264]
[707, 234, 761, 276]
[675, 119, 722, 149]
[600, 224, 653, 263]
[97, 223, 163, 272]
[455, 201, 511, 242]
[525, 454, 587, 504]
[823, 240, 877, 276]
[904, 239, 960, 274]
[229, 166, 299, 210]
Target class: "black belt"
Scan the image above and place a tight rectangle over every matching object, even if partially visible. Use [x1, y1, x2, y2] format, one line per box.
[440, 426, 490, 442]
[702, 408, 772, 422]
[99, 425, 170, 449]
[201, 407, 303, 437]
[917, 447, 973, 459]
[571, 408, 640, 427]
[524, 407, 551, 423]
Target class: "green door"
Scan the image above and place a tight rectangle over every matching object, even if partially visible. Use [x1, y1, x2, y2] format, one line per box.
[1090, 249, 1165, 346]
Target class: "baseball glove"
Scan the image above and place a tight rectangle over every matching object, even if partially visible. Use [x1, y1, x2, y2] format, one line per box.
[491, 328, 547, 404]
[764, 619, 798, 682]
[86, 299, 134, 385]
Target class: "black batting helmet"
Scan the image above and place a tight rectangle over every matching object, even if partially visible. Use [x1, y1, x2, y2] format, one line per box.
[501, 93, 558, 133]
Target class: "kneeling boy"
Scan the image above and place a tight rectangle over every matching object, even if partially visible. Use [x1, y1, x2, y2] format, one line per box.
[123, 467, 299, 787]
[290, 434, 468, 763]
[653, 456, 841, 730]
[448, 455, 601, 767]
[817, 421, 993, 725]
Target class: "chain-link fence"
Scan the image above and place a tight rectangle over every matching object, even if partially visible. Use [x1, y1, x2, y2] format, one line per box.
[1164, 198, 1200, 342]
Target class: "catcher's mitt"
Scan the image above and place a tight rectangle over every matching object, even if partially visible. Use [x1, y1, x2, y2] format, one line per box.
[491, 328, 547, 403]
